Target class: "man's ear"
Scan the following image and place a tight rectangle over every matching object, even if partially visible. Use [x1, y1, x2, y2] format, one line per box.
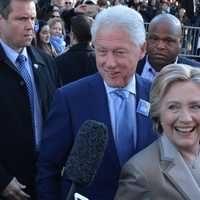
[139, 41, 146, 60]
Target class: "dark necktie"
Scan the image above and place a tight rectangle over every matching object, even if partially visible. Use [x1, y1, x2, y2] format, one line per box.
[16, 54, 34, 117]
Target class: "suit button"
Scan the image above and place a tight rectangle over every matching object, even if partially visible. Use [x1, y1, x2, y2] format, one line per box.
[20, 80, 25, 86]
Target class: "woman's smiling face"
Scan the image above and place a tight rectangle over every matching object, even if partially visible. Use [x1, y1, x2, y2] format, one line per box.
[160, 81, 200, 153]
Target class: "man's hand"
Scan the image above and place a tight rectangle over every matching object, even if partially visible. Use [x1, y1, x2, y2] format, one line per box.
[2, 177, 31, 200]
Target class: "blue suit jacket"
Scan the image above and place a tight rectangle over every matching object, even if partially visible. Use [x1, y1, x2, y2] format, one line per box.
[37, 73, 157, 200]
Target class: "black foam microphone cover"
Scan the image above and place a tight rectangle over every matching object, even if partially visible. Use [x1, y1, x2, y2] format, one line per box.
[63, 120, 108, 187]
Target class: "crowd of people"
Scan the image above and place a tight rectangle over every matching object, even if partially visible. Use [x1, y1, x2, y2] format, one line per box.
[0, 0, 200, 200]
[129, 0, 200, 25]
[32, 0, 200, 61]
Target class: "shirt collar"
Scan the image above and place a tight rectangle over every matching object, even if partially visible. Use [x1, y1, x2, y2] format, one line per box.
[146, 55, 178, 71]
[0, 38, 28, 65]
[145, 56, 157, 74]
[175, 56, 178, 64]
[104, 74, 136, 95]
[18, 48, 29, 62]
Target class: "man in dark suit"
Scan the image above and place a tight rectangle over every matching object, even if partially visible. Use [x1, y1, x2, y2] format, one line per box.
[0, 0, 60, 199]
[56, 15, 97, 85]
[181, 0, 197, 20]
[136, 13, 200, 82]
[37, 5, 157, 200]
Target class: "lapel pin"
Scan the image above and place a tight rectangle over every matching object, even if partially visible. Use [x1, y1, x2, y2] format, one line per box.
[33, 64, 39, 69]
[136, 99, 150, 117]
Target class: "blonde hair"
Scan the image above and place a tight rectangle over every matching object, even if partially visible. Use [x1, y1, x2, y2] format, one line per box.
[48, 17, 66, 35]
[150, 63, 200, 133]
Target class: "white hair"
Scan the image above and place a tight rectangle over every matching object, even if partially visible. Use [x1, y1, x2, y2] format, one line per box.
[91, 5, 146, 46]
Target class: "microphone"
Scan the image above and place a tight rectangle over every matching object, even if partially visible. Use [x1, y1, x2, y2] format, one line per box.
[63, 120, 108, 200]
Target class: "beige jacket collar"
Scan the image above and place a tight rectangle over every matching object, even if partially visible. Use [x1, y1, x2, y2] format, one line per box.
[159, 135, 200, 200]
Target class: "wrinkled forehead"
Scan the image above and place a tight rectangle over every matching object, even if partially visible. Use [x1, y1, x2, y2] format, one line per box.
[94, 25, 132, 41]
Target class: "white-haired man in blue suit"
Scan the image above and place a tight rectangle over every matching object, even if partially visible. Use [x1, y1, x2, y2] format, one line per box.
[37, 5, 157, 200]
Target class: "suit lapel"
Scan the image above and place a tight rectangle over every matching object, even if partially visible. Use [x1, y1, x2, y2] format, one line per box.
[135, 75, 152, 151]
[88, 73, 120, 167]
[160, 135, 200, 200]
[0, 44, 20, 73]
[27, 46, 49, 114]
[27, 46, 48, 81]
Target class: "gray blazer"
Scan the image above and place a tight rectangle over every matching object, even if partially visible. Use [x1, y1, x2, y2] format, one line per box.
[115, 135, 200, 200]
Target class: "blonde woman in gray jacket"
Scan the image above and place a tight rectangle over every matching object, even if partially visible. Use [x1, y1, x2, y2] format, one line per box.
[115, 64, 200, 200]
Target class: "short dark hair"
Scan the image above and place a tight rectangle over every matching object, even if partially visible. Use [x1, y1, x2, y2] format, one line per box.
[70, 15, 93, 43]
[35, 20, 49, 48]
[0, 0, 36, 19]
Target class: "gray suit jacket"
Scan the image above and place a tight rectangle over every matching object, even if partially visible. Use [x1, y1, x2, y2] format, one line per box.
[115, 135, 200, 200]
